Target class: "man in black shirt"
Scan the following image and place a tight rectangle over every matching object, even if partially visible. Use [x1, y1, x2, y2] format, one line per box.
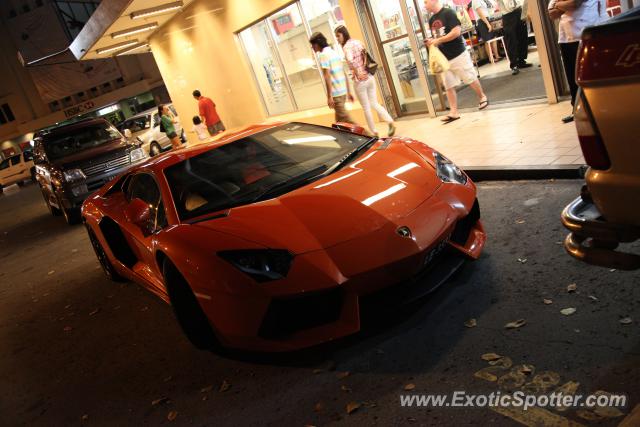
[425, 0, 488, 123]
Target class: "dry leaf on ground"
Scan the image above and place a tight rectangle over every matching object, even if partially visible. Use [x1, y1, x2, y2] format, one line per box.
[167, 410, 178, 421]
[464, 318, 477, 328]
[336, 371, 350, 379]
[219, 380, 231, 392]
[481, 353, 502, 361]
[505, 319, 526, 329]
[346, 402, 361, 414]
[560, 308, 577, 316]
[543, 299, 553, 305]
[404, 383, 416, 391]
[200, 385, 213, 393]
[619, 317, 633, 325]
[567, 283, 577, 293]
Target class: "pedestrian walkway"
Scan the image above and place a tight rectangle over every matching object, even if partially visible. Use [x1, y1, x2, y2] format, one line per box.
[383, 101, 584, 169]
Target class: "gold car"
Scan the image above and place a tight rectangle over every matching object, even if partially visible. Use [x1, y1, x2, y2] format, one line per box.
[561, 8, 640, 270]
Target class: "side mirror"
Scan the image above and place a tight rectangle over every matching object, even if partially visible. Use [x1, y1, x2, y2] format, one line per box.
[123, 129, 132, 139]
[332, 122, 368, 136]
[125, 198, 153, 235]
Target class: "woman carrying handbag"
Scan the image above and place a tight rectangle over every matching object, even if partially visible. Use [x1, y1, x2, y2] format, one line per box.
[335, 25, 396, 138]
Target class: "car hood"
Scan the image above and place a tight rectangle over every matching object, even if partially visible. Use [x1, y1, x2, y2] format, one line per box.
[194, 141, 442, 254]
[52, 139, 132, 169]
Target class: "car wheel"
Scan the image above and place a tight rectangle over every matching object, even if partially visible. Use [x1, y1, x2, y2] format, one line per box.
[150, 142, 162, 157]
[86, 226, 126, 282]
[163, 258, 222, 351]
[41, 187, 61, 216]
[56, 193, 80, 225]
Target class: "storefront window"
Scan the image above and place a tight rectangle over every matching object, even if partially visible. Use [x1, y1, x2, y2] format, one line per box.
[239, 22, 295, 116]
[238, 1, 346, 116]
[369, 0, 407, 41]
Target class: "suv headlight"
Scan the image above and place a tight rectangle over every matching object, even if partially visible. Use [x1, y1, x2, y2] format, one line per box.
[218, 249, 293, 283]
[130, 147, 148, 162]
[63, 168, 86, 182]
[434, 152, 467, 185]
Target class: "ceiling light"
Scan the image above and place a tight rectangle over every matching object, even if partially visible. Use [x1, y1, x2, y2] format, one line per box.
[111, 23, 158, 39]
[115, 42, 150, 56]
[96, 40, 140, 55]
[130, 1, 183, 19]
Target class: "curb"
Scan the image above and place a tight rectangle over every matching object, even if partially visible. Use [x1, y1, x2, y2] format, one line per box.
[463, 165, 587, 182]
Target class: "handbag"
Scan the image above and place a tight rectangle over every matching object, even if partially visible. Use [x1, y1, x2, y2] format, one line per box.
[428, 45, 451, 74]
[364, 50, 378, 75]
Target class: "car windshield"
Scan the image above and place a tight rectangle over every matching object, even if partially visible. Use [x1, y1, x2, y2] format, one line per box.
[0, 158, 9, 170]
[164, 123, 373, 221]
[43, 124, 122, 161]
[118, 116, 150, 133]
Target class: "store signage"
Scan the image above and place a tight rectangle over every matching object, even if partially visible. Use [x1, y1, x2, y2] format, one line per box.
[63, 101, 96, 118]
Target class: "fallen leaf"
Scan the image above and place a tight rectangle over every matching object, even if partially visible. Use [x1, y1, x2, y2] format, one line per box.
[341, 385, 352, 392]
[200, 385, 213, 393]
[474, 370, 498, 382]
[560, 307, 577, 316]
[346, 401, 361, 415]
[219, 379, 231, 392]
[151, 397, 169, 406]
[202, 395, 207, 401]
[591, 391, 625, 418]
[71, 249, 79, 253]
[404, 383, 416, 391]
[609, 269, 616, 272]
[481, 353, 502, 361]
[588, 295, 599, 302]
[336, 371, 350, 380]
[505, 319, 526, 329]
[314, 402, 324, 413]
[567, 283, 577, 293]
[517, 258, 527, 264]
[619, 317, 633, 325]
[519, 365, 534, 375]
[81, 414, 89, 421]
[515, 219, 526, 224]
[48, 270, 55, 275]
[312, 369, 324, 374]
[464, 318, 477, 328]
[407, 417, 417, 423]
[363, 401, 377, 408]
[63, 326, 73, 332]
[64, 304, 72, 309]
[167, 410, 178, 421]
[543, 299, 553, 305]
[89, 308, 100, 316]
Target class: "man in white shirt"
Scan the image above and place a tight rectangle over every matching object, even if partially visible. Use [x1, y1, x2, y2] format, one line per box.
[496, 0, 532, 74]
[549, 0, 606, 122]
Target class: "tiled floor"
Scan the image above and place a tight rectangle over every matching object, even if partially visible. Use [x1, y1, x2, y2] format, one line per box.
[379, 100, 584, 168]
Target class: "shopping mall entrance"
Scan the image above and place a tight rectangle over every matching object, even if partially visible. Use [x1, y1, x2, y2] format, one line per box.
[355, 0, 556, 118]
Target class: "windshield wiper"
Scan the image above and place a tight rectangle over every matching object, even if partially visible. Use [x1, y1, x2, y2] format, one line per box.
[250, 165, 328, 203]
[326, 137, 377, 174]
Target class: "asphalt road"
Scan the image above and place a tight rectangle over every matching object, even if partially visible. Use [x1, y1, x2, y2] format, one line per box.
[0, 180, 638, 427]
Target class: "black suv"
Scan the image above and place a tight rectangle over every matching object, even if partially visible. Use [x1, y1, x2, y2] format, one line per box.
[33, 118, 148, 224]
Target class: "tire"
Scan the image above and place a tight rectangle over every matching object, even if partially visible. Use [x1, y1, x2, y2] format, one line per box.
[163, 258, 221, 351]
[41, 187, 61, 216]
[149, 142, 162, 157]
[86, 226, 126, 282]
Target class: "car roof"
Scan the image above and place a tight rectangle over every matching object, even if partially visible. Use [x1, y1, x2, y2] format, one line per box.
[126, 108, 158, 120]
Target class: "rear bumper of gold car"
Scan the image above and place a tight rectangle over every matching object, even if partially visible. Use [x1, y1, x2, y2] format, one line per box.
[561, 194, 640, 270]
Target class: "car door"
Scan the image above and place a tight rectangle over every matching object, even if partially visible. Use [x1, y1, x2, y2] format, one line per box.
[0, 158, 11, 185]
[6, 155, 26, 182]
[121, 172, 169, 295]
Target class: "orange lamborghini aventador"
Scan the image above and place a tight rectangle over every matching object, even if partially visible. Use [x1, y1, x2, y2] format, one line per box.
[82, 122, 486, 352]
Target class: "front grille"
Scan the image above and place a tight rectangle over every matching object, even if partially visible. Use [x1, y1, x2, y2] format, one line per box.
[81, 153, 131, 177]
[258, 288, 343, 340]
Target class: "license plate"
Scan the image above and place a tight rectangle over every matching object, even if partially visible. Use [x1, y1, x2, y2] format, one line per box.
[424, 234, 450, 266]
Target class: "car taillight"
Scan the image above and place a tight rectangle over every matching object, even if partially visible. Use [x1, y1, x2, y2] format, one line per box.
[577, 19, 640, 84]
[574, 91, 610, 170]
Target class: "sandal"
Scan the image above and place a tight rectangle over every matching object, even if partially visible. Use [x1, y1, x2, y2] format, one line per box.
[479, 98, 489, 110]
[441, 115, 460, 124]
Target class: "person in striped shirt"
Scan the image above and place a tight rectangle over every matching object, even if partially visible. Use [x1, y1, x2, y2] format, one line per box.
[309, 32, 357, 126]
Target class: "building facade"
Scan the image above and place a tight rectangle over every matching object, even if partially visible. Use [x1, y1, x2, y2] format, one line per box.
[0, 0, 167, 157]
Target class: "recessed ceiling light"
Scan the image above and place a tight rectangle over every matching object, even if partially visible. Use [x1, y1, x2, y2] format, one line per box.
[130, 1, 183, 20]
[115, 42, 150, 56]
[111, 22, 158, 39]
[96, 40, 140, 55]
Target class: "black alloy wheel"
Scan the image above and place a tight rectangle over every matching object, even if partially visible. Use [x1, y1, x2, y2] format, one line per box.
[86, 225, 126, 282]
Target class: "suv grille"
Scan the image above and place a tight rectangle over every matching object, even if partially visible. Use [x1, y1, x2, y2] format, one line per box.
[80, 152, 131, 177]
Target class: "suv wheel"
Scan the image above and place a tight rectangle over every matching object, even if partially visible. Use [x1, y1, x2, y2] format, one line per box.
[150, 142, 161, 156]
[41, 187, 61, 216]
[86, 226, 126, 282]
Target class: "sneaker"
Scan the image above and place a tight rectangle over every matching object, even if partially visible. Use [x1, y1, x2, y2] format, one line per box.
[511, 66, 520, 75]
[562, 114, 574, 123]
[518, 61, 533, 68]
[388, 123, 396, 137]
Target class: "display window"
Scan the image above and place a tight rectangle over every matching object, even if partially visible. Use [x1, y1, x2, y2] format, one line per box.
[238, 0, 345, 116]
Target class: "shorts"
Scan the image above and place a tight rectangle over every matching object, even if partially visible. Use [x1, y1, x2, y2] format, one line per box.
[207, 121, 226, 135]
[167, 131, 178, 139]
[442, 51, 478, 90]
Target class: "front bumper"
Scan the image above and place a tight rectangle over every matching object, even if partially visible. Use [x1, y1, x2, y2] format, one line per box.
[199, 195, 486, 352]
[561, 195, 640, 270]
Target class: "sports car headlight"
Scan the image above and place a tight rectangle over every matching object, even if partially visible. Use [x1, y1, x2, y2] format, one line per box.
[434, 152, 467, 185]
[218, 249, 293, 283]
[63, 168, 86, 182]
[130, 147, 148, 162]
